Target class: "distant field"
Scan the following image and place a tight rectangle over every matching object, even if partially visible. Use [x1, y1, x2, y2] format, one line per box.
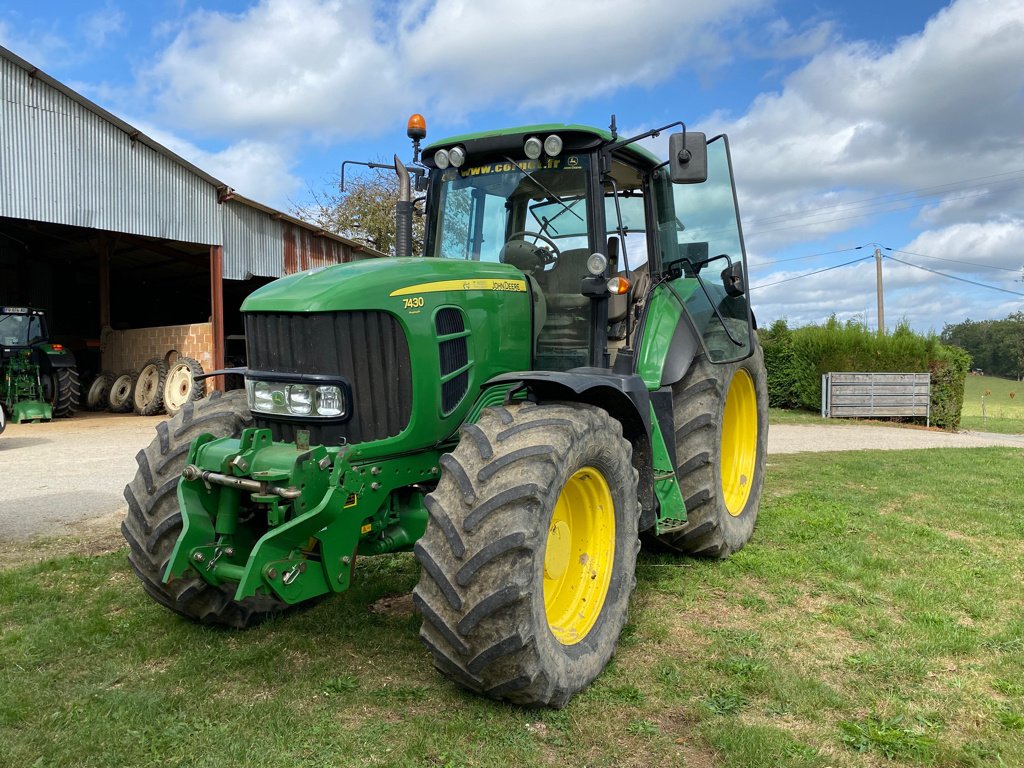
[961, 375, 1024, 434]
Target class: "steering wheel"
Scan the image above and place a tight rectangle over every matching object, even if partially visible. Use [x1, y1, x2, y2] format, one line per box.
[499, 230, 562, 273]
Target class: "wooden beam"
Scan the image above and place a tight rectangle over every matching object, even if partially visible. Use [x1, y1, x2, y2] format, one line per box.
[210, 246, 225, 392]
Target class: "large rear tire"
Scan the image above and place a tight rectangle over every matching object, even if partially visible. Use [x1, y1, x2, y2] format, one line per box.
[45, 368, 80, 418]
[413, 402, 640, 707]
[655, 336, 768, 557]
[121, 390, 289, 628]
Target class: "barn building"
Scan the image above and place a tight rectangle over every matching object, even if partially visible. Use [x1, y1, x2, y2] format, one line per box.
[1, 45, 378, 389]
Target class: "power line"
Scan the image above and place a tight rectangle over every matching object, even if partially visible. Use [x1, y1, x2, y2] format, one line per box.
[884, 255, 1024, 297]
[884, 247, 1020, 273]
[749, 255, 875, 291]
[754, 246, 862, 267]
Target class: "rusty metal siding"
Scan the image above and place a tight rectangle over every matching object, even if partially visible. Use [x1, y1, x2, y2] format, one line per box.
[1, 55, 222, 244]
[221, 202, 357, 279]
[282, 222, 355, 274]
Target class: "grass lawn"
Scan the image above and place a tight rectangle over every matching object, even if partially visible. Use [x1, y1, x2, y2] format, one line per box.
[769, 407, 826, 425]
[960, 376, 1024, 434]
[2, 447, 1022, 767]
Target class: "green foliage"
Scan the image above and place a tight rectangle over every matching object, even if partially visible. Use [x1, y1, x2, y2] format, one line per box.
[293, 168, 425, 256]
[929, 344, 971, 430]
[758, 316, 969, 429]
[941, 312, 1024, 380]
[759, 319, 801, 408]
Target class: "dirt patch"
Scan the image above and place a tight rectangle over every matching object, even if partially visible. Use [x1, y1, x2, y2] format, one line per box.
[0, 508, 125, 570]
[369, 593, 415, 617]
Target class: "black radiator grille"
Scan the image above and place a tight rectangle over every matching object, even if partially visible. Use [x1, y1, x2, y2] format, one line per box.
[435, 307, 469, 414]
[442, 370, 469, 414]
[435, 307, 465, 335]
[438, 337, 468, 376]
[245, 311, 412, 444]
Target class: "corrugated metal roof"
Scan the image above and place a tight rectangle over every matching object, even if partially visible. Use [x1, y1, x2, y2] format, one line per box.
[0, 45, 384, 278]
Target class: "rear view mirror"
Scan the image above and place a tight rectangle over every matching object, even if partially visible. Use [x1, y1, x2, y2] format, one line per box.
[721, 261, 746, 297]
[668, 131, 707, 184]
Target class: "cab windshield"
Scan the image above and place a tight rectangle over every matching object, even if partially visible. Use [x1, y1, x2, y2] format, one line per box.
[431, 155, 591, 261]
[0, 312, 42, 347]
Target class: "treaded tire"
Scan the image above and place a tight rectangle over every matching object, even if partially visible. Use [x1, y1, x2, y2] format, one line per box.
[413, 402, 640, 708]
[654, 335, 768, 558]
[48, 368, 80, 418]
[85, 371, 116, 411]
[108, 372, 137, 413]
[163, 357, 205, 417]
[121, 390, 289, 628]
[133, 358, 168, 416]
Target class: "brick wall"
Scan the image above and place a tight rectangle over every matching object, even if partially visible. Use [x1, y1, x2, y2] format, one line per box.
[101, 323, 214, 375]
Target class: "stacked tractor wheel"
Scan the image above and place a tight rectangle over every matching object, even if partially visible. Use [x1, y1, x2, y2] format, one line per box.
[163, 357, 205, 416]
[133, 358, 168, 416]
[84, 372, 116, 411]
[85, 357, 205, 416]
[108, 372, 137, 413]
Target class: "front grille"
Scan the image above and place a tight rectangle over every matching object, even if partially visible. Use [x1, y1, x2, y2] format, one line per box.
[245, 311, 412, 445]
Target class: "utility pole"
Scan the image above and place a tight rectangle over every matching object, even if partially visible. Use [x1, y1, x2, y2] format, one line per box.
[875, 247, 885, 336]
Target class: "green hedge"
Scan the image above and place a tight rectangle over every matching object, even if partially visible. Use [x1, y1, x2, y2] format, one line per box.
[758, 317, 971, 429]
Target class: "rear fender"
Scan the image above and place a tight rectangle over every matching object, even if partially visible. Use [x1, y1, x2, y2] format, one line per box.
[36, 344, 77, 371]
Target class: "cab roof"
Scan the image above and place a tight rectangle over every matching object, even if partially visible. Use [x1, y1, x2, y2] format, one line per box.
[423, 123, 663, 169]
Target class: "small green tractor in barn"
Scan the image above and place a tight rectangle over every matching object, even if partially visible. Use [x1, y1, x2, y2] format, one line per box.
[124, 117, 768, 707]
[1, 306, 80, 424]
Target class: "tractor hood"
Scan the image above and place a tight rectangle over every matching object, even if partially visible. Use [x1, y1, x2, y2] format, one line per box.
[242, 257, 530, 314]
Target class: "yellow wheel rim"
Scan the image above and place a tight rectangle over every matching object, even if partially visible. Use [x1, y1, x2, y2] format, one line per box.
[543, 467, 615, 645]
[721, 368, 758, 516]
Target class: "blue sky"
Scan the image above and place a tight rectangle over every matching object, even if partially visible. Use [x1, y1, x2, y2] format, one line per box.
[2, 0, 1023, 333]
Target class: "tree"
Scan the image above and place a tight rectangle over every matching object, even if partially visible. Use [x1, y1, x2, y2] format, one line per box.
[293, 167, 424, 256]
[941, 312, 1024, 380]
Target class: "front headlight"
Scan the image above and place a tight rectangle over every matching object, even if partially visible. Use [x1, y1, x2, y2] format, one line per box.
[246, 377, 347, 419]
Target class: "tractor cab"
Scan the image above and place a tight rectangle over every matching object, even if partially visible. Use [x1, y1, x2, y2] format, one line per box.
[0, 306, 80, 421]
[421, 123, 755, 373]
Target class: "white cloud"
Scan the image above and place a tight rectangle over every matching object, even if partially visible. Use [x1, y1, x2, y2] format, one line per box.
[82, 5, 126, 49]
[133, 122, 303, 206]
[712, 0, 1024, 253]
[146, 0, 766, 140]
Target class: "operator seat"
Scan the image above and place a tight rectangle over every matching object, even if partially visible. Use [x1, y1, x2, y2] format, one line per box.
[532, 249, 591, 363]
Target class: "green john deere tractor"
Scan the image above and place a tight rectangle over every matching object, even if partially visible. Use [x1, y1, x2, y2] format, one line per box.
[123, 117, 767, 707]
[1, 306, 81, 424]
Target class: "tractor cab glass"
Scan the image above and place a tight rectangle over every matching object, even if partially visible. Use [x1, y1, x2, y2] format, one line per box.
[430, 154, 596, 370]
[656, 135, 753, 363]
[0, 312, 43, 347]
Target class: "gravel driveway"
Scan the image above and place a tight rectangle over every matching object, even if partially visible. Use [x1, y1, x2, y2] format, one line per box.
[1, 410, 1020, 544]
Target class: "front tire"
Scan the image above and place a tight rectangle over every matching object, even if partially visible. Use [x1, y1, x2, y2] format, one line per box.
[413, 402, 640, 707]
[121, 390, 289, 628]
[655, 337, 768, 557]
